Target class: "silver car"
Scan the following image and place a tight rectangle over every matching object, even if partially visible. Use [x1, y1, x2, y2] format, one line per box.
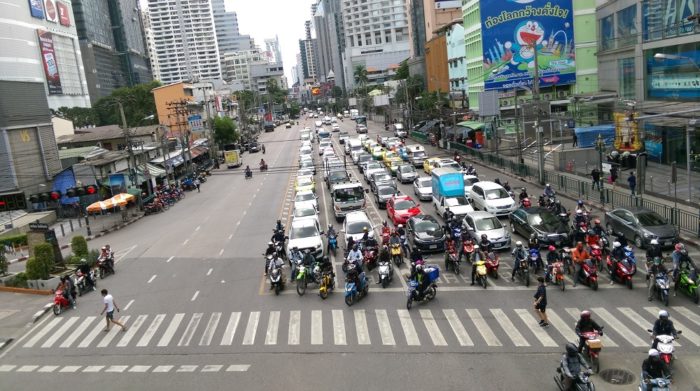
[397, 164, 418, 184]
[413, 176, 432, 201]
[462, 211, 511, 250]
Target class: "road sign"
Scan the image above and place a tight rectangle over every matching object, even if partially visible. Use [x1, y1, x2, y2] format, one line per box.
[29, 222, 49, 230]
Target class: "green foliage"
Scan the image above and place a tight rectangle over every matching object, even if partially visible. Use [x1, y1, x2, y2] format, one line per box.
[87, 249, 100, 268]
[213, 116, 238, 146]
[332, 86, 344, 99]
[34, 243, 54, 275]
[25, 257, 49, 280]
[71, 235, 88, 259]
[393, 61, 409, 80]
[0, 247, 6, 276]
[354, 65, 369, 89]
[0, 233, 27, 248]
[5, 272, 28, 288]
[288, 101, 301, 118]
[93, 80, 162, 127]
[53, 106, 99, 128]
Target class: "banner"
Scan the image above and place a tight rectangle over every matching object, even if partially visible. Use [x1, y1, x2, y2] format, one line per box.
[435, 0, 460, 9]
[613, 112, 643, 152]
[57, 1, 70, 26]
[44, 0, 58, 23]
[188, 114, 204, 132]
[37, 30, 63, 95]
[28, 0, 44, 19]
[481, 0, 576, 91]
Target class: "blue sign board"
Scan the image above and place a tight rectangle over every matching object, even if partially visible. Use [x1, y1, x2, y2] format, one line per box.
[481, 0, 577, 91]
[646, 48, 700, 101]
[28, 0, 44, 19]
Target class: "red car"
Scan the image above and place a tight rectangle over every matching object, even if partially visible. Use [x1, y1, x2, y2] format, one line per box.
[387, 195, 422, 225]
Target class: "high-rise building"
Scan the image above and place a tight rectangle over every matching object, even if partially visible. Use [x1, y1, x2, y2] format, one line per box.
[211, 0, 253, 60]
[72, 0, 152, 103]
[142, 10, 161, 82]
[313, 0, 346, 89]
[299, 38, 318, 82]
[147, 0, 221, 83]
[221, 50, 266, 91]
[265, 37, 283, 65]
[341, 0, 411, 89]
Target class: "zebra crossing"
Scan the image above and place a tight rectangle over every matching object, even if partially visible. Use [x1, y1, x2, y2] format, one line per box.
[0, 363, 250, 374]
[21, 306, 700, 351]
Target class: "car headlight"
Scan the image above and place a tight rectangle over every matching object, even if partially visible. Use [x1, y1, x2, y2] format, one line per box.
[537, 233, 545, 240]
[643, 231, 656, 239]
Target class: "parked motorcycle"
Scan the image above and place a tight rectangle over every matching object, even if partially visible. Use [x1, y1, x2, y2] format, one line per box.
[52, 289, 72, 316]
[377, 258, 394, 288]
[484, 252, 500, 279]
[406, 265, 439, 310]
[74, 269, 96, 296]
[344, 264, 369, 306]
[318, 270, 334, 299]
[579, 328, 604, 373]
[647, 329, 682, 367]
[650, 271, 672, 306]
[474, 260, 488, 289]
[606, 256, 635, 289]
[390, 243, 403, 266]
[676, 268, 699, 304]
[576, 259, 599, 291]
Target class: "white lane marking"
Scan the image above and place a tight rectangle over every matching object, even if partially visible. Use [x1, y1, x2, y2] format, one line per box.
[199, 312, 222, 346]
[23, 317, 61, 348]
[115, 244, 137, 263]
[166, 256, 174, 263]
[443, 309, 473, 346]
[354, 309, 371, 345]
[195, 225, 200, 231]
[397, 309, 420, 346]
[152, 365, 173, 373]
[242, 311, 260, 345]
[157, 313, 184, 347]
[17, 365, 39, 372]
[117, 314, 148, 347]
[78, 318, 107, 348]
[564, 308, 617, 347]
[546, 309, 578, 342]
[183, 239, 189, 246]
[123, 299, 134, 311]
[128, 365, 151, 373]
[226, 365, 250, 372]
[420, 309, 447, 346]
[176, 365, 198, 373]
[137, 314, 165, 347]
[467, 309, 502, 346]
[206, 268, 213, 276]
[38, 365, 59, 373]
[228, 234, 233, 240]
[201, 365, 223, 373]
[311, 310, 323, 345]
[0, 365, 16, 372]
[82, 366, 104, 373]
[178, 313, 203, 346]
[265, 311, 280, 345]
[41, 316, 79, 348]
[332, 310, 346, 345]
[593, 307, 648, 347]
[97, 316, 131, 348]
[59, 366, 81, 373]
[190, 290, 200, 301]
[220, 312, 241, 346]
[672, 306, 700, 327]
[219, 249, 224, 256]
[645, 307, 700, 347]
[288, 310, 301, 345]
[106, 365, 128, 373]
[375, 309, 396, 345]
[515, 308, 557, 347]
[147, 274, 157, 284]
[491, 309, 528, 347]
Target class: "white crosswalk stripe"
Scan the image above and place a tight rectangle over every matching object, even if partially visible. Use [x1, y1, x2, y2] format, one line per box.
[19, 306, 699, 350]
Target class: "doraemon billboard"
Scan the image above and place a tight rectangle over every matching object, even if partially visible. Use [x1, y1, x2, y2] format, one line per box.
[480, 0, 576, 91]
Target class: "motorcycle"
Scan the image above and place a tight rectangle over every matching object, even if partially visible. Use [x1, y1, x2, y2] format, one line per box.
[245, 170, 253, 179]
[97, 257, 115, 279]
[554, 366, 595, 391]
[259, 163, 268, 171]
[363, 245, 378, 271]
[606, 256, 635, 289]
[295, 261, 316, 296]
[579, 328, 604, 373]
[390, 243, 403, 266]
[380, 230, 391, 246]
[548, 260, 566, 291]
[450, 225, 462, 241]
[573, 222, 588, 244]
[560, 247, 574, 275]
[52, 289, 72, 316]
[406, 265, 439, 310]
[74, 269, 96, 296]
[515, 258, 530, 287]
[638, 375, 672, 391]
[676, 268, 699, 304]
[344, 265, 369, 306]
[484, 252, 500, 279]
[144, 201, 164, 215]
[269, 260, 285, 296]
[650, 271, 672, 306]
[529, 247, 542, 274]
[327, 232, 338, 257]
[274, 240, 287, 261]
[474, 260, 488, 289]
[647, 330, 682, 366]
[576, 259, 599, 291]
[377, 258, 394, 288]
[590, 245, 604, 271]
[319, 270, 335, 299]
[462, 239, 476, 264]
[444, 244, 460, 274]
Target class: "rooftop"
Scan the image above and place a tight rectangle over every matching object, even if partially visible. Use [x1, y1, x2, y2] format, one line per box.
[57, 125, 159, 145]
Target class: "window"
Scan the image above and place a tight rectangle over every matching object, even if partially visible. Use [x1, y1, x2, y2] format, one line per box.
[642, 0, 697, 42]
[600, 14, 614, 51]
[374, 31, 382, 44]
[619, 58, 635, 99]
[616, 5, 637, 47]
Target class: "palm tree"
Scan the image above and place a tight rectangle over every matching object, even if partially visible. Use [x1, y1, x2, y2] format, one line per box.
[353, 65, 369, 91]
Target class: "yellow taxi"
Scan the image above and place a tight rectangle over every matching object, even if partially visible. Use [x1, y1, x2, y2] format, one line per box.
[364, 140, 378, 153]
[295, 175, 316, 193]
[371, 146, 385, 160]
[382, 150, 398, 163]
[423, 157, 442, 174]
[385, 157, 404, 175]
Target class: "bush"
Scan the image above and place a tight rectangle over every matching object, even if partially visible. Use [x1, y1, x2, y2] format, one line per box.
[71, 235, 88, 259]
[6, 272, 28, 288]
[0, 233, 27, 248]
[0, 248, 6, 276]
[25, 257, 49, 280]
[87, 249, 100, 267]
[33, 243, 54, 279]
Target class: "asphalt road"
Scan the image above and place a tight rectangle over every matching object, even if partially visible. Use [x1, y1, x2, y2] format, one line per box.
[1, 117, 699, 391]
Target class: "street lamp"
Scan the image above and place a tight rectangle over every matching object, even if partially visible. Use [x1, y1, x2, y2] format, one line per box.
[653, 53, 700, 71]
[595, 133, 605, 202]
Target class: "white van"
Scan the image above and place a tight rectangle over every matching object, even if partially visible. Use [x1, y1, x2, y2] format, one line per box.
[406, 145, 427, 167]
[346, 139, 363, 155]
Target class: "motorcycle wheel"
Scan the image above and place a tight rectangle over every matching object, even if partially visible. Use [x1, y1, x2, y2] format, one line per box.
[99, 268, 104, 279]
[274, 284, 280, 296]
[493, 270, 499, 279]
[663, 291, 669, 306]
[53, 304, 61, 316]
[591, 355, 600, 373]
[320, 286, 328, 300]
[454, 263, 460, 275]
[425, 286, 436, 301]
[592, 280, 599, 291]
[625, 279, 633, 290]
[560, 277, 566, 291]
[78, 288, 82, 297]
[693, 290, 699, 304]
[296, 279, 307, 296]
[345, 295, 354, 306]
[382, 278, 389, 289]
[406, 296, 413, 310]
[524, 271, 530, 287]
[482, 277, 487, 289]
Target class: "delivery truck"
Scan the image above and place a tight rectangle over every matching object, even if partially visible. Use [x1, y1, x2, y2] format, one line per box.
[223, 149, 241, 169]
[431, 167, 473, 222]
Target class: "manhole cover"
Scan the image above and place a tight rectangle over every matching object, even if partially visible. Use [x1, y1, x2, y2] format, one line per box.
[599, 368, 635, 385]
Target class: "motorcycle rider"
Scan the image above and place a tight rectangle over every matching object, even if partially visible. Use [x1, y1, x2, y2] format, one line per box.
[646, 239, 663, 262]
[465, 164, 476, 176]
[245, 165, 252, 178]
[275, 219, 284, 234]
[443, 207, 455, 228]
[641, 349, 670, 390]
[551, 199, 566, 215]
[396, 224, 410, 257]
[510, 241, 528, 281]
[573, 209, 587, 229]
[409, 263, 430, 300]
[560, 342, 591, 390]
[380, 221, 391, 243]
[502, 181, 512, 192]
[58, 275, 76, 309]
[266, 254, 285, 288]
[575, 310, 603, 353]
[458, 230, 474, 263]
[76, 259, 96, 291]
[647, 257, 669, 301]
[346, 244, 364, 272]
[326, 224, 337, 253]
[671, 243, 697, 295]
[543, 183, 556, 198]
[545, 245, 559, 282]
[571, 241, 590, 287]
[288, 246, 303, 281]
[259, 158, 267, 170]
[576, 199, 591, 214]
[651, 310, 678, 349]
[518, 188, 529, 202]
[591, 219, 605, 237]
[444, 236, 457, 265]
[527, 233, 543, 272]
[98, 246, 114, 274]
[301, 249, 317, 283]
[360, 226, 371, 248]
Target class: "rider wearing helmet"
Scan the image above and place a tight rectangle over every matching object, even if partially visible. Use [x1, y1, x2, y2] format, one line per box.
[275, 219, 284, 234]
[510, 241, 528, 281]
[647, 257, 669, 301]
[265, 241, 276, 257]
[641, 349, 670, 389]
[560, 342, 590, 390]
[271, 227, 285, 245]
[360, 226, 371, 247]
[571, 242, 590, 287]
[521, 197, 532, 208]
[575, 310, 603, 353]
[396, 224, 409, 256]
[409, 263, 430, 299]
[646, 239, 663, 262]
[519, 188, 528, 202]
[671, 243, 696, 288]
[574, 209, 587, 227]
[591, 219, 605, 237]
[544, 183, 555, 198]
[651, 310, 678, 349]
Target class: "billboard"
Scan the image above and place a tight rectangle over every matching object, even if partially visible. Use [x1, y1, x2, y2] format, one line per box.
[44, 0, 58, 23]
[37, 30, 63, 95]
[57, 1, 70, 26]
[481, 0, 577, 91]
[28, 0, 44, 18]
[613, 112, 643, 152]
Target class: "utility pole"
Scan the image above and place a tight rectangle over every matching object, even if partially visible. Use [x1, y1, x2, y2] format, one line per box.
[117, 102, 138, 188]
[532, 46, 545, 185]
[514, 89, 523, 165]
[167, 99, 193, 176]
[202, 84, 217, 160]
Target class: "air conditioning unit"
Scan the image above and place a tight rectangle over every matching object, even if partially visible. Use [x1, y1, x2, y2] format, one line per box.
[543, 93, 551, 100]
[557, 91, 566, 98]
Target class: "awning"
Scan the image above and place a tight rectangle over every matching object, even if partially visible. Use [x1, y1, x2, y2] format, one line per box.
[456, 121, 486, 131]
[137, 163, 166, 178]
[126, 188, 142, 197]
[189, 146, 208, 159]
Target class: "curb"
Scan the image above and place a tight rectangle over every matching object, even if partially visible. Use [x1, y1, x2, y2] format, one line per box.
[32, 303, 53, 323]
[0, 286, 52, 295]
[0, 338, 13, 351]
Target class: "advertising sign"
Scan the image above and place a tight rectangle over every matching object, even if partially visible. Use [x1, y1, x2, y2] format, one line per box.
[188, 114, 204, 132]
[28, 0, 44, 18]
[37, 30, 63, 95]
[57, 1, 70, 26]
[481, 0, 576, 91]
[613, 112, 643, 152]
[435, 0, 461, 9]
[44, 0, 58, 23]
[646, 48, 700, 100]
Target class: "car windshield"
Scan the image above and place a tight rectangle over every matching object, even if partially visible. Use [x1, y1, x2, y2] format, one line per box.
[417, 178, 431, 188]
[415, 221, 443, 237]
[394, 199, 416, 210]
[374, 174, 391, 182]
[446, 197, 469, 206]
[528, 212, 560, 228]
[358, 155, 371, 163]
[378, 187, 397, 195]
[347, 221, 371, 234]
[400, 166, 415, 173]
[636, 212, 667, 226]
[475, 217, 502, 231]
[328, 171, 347, 181]
[484, 188, 510, 200]
[334, 187, 364, 202]
[290, 224, 318, 239]
[366, 162, 382, 170]
[296, 193, 315, 202]
[412, 151, 426, 158]
[297, 177, 313, 186]
[301, 161, 313, 168]
[465, 177, 480, 185]
[294, 206, 315, 218]
[384, 152, 396, 159]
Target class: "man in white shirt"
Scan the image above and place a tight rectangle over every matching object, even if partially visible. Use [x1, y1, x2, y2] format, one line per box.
[100, 289, 126, 332]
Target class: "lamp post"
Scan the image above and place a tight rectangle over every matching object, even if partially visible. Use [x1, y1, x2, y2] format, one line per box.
[595, 133, 605, 202]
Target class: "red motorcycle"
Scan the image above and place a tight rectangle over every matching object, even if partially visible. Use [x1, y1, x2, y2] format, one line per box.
[548, 260, 566, 291]
[52, 289, 71, 316]
[579, 329, 604, 373]
[462, 239, 475, 263]
[576, 259, 599, 291]
[484, 252, 500, 279]
[380, 228, 391, 246]
[444, 243, 460, 274]
[605, 255, 635, 289]
[363, 246, 378, 271]
[590, 244, 604, 270]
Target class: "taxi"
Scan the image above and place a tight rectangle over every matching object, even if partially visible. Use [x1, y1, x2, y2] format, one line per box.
[382, 150, 398, 163]
[384, 157, 404, 176]
[295, 175, 316, 193]
[371, 146, 385, 160]
[423, 157, 442, 174]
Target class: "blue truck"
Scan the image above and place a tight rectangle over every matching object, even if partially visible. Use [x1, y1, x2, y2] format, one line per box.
[431, 167, 473, 222]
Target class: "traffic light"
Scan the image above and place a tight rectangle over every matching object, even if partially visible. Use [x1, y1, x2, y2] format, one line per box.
[0, 192, 27, 212]
[65, 185, 98, 197]
[85, 184, 98, 195]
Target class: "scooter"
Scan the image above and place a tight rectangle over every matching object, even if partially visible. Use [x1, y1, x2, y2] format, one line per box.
[606, 255, 635, 289]
[377, 258, 394, 288]
[651, 271, 672, 306]
[529, 247, 542, 274]
[647, 330, 682, 367]
[406, 265, 439, 310]
[245, 170, 253, 179]
[462, 239, 476, 264]
[269, 262, 285, 296]
[97, 257, 115, 279]
[475, 260, 488, 289]
[327, 232, 338, 257]
[390, 243, 403, 266]
[514, 258, 530, 287]
[577, 259, 599, 291]
[554, 366, 595, 391]
[344, 265, 369, 306]
[74, 269, 96, 296]
[590, 244, 604, 271]
[444, 245, 460, 274]
[579, 328, 604, 373]
[52, 289, 72, 316]
[259, 163, 268, 171]
[318, 270, 335, 299]
[638, 375, 672, 391]
[675, 268, 699, 304]
[548, 260, 566, 291]
[363, 245, 378, 271]
[484, 252, 500, 279]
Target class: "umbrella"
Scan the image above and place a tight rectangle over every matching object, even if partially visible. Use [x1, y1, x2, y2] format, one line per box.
[85, 193, 136, 213]
[368, 89, 383, 97]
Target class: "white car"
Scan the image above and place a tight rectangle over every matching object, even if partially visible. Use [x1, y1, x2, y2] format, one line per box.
[287, 217, 324, 260]
[292, 201, 320, 227]
[413, 177, 432, 201]
[294, 190, 318, 211]
[332, 124, 340, 132]
[469, 181, 517, 216]
[342, 211, 374, 247]
[363, 161, 386, 182]
[299, 146, 312, 155]
[463, 175, 480, 198]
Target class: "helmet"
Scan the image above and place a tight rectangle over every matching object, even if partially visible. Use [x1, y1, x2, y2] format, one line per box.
[304, 249, 311, 254]
[625, 245, 633, 252]
[613, 241, 621, 248]
[575, 209, 582, 215]
[292, 246, 298, 251]
[555, 199, 561, 205]
[352, 244, 358, 250]
[580, 310, 591, 320]
[101, 246, 107, 250]
[516, 241, 523, 247]
[398, 224, 403, 228]
[675, 243, 684, 252]
[268, 241, 274, 246]
[577, 200, 583, 205]
[445, 206, 450, 211]
[416, 264, 424, 271]
[565, 342, 578, 357]
[277, 219, 281, 225]
[521, 187, 526, 192]
[650, 239, 659, 245]
[658, 310, 669, 319]
[546, 184, 551, 188]
[383, 221, 388, 226]
[548, 245, 556, 251]
[648, 349, 660, 358]
[594, 219, 601, 225]
[481, 234, 488, 240]
[363, 227, 369, 232]
[530, 233, 536, 239]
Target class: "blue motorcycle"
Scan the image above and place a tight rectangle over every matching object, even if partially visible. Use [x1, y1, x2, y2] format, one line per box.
[328, 233, 338, 257]
[344, 268, 369, 306]
[528, 247, 543, 274]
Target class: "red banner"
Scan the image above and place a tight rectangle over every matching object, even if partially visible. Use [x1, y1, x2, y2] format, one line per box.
[57, 1, 70, 26]
[37, 30, 62, 95]
[44, 0, 57, 23]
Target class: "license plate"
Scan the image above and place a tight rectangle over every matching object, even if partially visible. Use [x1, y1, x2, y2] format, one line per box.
[429, 245, 437, 249]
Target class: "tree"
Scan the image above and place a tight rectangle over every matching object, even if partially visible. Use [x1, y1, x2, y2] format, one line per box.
[70, 235, 88, 260]
[26, 243, 54, 280]
[54, 106, 99, 128]
[213, 116, 238, 146]
[353, 65, 369, 90]
[93, 80, 162, 127]
[0, 247, 7, 276]
[394, 60, 409, 80]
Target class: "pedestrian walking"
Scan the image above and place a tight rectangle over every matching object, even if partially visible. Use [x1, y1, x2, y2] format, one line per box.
[628, 172, 637, 196]
[610, 165, 618, 185]
[534, 276, 549, 327]
[572, 132, 578, 147]
[100, 289, 126, 332]
[194, 178, 201, 193]
[591, 168, 601, 190]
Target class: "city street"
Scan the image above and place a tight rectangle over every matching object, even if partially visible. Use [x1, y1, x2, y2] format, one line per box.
[1, 118, 699, 391]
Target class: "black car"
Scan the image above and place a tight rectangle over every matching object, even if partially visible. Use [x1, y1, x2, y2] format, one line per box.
[407, 214, 446, 253]
[509, 207, 571, 247]
[326, 169, 350, 189]
[604, 207, 679, 249]
[356, 154, 372, 172]
[248, 142, 260, 153]
[370, 171, 395, 194]
[375, 184, 398, 209]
